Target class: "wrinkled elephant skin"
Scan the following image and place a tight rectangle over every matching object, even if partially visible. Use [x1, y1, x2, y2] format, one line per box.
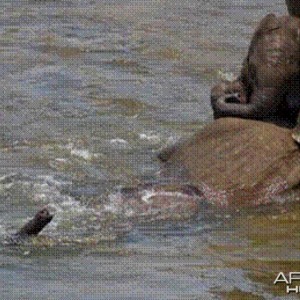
[211, 14, 300, 127]
[159, 118, 300, 207]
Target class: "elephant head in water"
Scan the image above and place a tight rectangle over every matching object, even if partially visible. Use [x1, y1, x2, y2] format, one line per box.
[211, 13, 300, 127]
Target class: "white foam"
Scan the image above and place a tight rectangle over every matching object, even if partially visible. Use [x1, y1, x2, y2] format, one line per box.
[55, 158, 67, 163]
[141, 190, 156, 203]
[0, 223, 5, 236]
[27, 175, 95, 231]
[104, 192, 124, 213]
[139, 132, 161, 143]
[217, 70, 237, 82]
[70, 148, 92, 160]
[64, 143, 94, 160]
[110, 138, 128, 145]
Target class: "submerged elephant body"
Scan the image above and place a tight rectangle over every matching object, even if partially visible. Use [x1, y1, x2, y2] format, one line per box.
[211, 14, 300, 126]
[158, 118, 300, 206]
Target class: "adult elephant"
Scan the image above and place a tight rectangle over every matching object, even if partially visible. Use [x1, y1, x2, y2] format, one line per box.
[211, 5, 300, 127]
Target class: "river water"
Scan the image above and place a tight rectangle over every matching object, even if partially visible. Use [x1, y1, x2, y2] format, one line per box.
[0, 0, 292, 299]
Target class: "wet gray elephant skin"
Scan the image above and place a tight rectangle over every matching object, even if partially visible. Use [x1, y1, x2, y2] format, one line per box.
[16, 208, 53, 237]
[211, 14, 300, 127]
[159, 118, 300, 207]
[286, 0, 300, 18]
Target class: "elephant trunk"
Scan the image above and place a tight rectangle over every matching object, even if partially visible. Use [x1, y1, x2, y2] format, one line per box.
[212, 87, 280, 120]
[17, 208, 53, 237]
[212, 95, 260, 119]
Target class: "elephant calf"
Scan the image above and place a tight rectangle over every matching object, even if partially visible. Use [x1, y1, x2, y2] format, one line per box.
[211, 13, 300, 127]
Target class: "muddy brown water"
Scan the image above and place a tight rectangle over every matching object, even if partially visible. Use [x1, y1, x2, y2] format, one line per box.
[0, 1, 296, 299]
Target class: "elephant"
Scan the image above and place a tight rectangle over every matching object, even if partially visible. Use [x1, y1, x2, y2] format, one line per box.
[211, 13, 300, 127]
[286, 0, 300, 18]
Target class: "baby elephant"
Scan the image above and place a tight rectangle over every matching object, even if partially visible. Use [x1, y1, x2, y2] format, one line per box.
[211, 13, 300, 127]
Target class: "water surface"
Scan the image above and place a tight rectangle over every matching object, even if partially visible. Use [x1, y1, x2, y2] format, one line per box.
[0, 1, 294, 299]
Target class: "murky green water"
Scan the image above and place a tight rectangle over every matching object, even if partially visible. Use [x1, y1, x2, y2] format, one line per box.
[0, 0, 294, 299]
